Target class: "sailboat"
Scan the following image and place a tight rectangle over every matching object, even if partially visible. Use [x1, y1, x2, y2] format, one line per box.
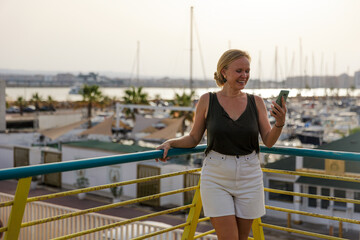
[69, 84, 82, 94]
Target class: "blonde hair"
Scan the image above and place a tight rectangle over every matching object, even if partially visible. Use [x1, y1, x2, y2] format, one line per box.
[214, 49, 251, 87]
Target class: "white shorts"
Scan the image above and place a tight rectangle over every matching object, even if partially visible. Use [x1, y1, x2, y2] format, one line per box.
[200, 150, 265, 219]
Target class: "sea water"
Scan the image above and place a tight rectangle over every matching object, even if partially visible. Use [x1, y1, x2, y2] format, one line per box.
[5, 87, 359, 102]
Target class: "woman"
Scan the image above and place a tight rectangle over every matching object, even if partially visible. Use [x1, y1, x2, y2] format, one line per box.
[156, 49, 286, 240]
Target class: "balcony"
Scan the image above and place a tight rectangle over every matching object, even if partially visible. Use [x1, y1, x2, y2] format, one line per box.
[0, 145, 359, 239]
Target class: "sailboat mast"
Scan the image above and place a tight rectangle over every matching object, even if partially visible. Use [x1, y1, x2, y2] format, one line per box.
[258, 51, 262, 89]
[190, 6, 194, 91]
[275, 46, 278, 83]
[137, 41, 140, 86]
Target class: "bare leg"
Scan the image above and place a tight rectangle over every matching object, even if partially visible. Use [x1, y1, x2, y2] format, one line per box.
[236, 217, 253, 240]
[210, 215, 238, 240]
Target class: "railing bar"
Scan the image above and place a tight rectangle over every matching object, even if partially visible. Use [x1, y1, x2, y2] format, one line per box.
[260, 145, 360, 162]
[197, 217, 210, 223]
[266, 205, 360, 224]
[260, 222, 347, 240]
[50, 204, 193, 240]
[2, 145, 360, 181]
[131, 222, 189, 240]
[264, 188, 360, 204]
[0, 147, 206, 181]
[20, 186, 197, 228]
[25, 168, 201, 203]
[0, 226, 7, 233]
[0, 200, 14, 208]
[194, 229, 216, 239]
[263, 168, 360, 183]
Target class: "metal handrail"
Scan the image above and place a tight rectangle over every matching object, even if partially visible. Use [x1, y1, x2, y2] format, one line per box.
[1, 144, 360, 239]
[1, 145, 360, 181]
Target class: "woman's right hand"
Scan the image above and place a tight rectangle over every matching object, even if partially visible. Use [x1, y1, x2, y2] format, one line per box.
[155, 141, 171, 162]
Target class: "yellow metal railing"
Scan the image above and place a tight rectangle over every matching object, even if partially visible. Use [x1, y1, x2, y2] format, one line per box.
[260, 168, 360, 239]
[0, 145, 360, 239]
[0, 169, 205, 240]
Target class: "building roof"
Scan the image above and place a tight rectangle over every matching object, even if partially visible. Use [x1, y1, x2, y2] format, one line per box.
[63, 140, 154, 153]
[39, 119, 88, 140]
[143, 117, 184, 141]
[265, 131, 360, 172]
[78, 116, 113, 136]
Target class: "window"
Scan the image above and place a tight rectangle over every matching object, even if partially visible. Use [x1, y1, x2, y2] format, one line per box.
[308, 186, 317, 207]
[355, 192, 360, 213]
[334, 189, 346, 209]
[269, 180, 294, 202]
[321, 188, 330, 209]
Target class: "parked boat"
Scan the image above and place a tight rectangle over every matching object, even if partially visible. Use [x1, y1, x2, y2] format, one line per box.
[295, 126, 325, 146]
[69, 84, 82, 95]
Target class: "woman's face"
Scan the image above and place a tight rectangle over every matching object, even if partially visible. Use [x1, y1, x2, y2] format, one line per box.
[221, 56, 250, 90]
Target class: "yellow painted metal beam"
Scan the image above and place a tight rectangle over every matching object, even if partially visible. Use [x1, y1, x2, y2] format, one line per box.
[25, 168, 201, 203]
[260, 223, 346, 240]
[266, 205, 360, 224]
[264, 188, 360, 205]
[22, 186, 198, 228]
[0, 226, 7, 235]
[4, 177, 31, 240]
[0, 200, 13, 208]
[252, 218, 265, 240]
[51, 204, 193, 240]
[194, 229, 215, 239]
[262, 168, 360, 183]
[182, 180, 203, 240]
[132, 222, 189, 240]
[197, 217, 210, 223]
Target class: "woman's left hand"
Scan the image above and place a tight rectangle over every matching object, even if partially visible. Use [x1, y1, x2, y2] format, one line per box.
[270, 96, 287, 127]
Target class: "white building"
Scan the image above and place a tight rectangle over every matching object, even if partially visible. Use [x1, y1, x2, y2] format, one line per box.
[264, 131, 360, 230]
[355, 70, 360, 89]
[0, 80, 5, 132]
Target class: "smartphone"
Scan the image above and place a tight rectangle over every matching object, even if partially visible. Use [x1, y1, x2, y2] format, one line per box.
[275, 90, 289, 108]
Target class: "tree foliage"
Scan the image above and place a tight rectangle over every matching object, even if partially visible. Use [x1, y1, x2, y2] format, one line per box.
[81, 85, 103, 127]
[122, 86, 149, 118]
[30, 92, 43, 111]
[15, 96, 26, 115]
[170, 90, 195, 121]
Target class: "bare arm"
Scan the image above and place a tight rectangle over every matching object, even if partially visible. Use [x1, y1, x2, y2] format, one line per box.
[255, 95, 287, 148]
[155, 93, 209, 161]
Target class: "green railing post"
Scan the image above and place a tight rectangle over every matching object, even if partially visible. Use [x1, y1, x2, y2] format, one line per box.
[4, 177, 32, 240]
[252, 218, 265, 240]
[182, 180, 202, 240]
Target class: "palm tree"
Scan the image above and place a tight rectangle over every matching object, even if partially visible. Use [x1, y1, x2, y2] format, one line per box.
[81, 84, 103, 128]
[15, 96, 26, 116]
[123, 86, 149, 118]
[47, 95, 56, 111]
[30, 92, 43, 111]
[170, 90, 195, 135]
[99, 95, 112, 111]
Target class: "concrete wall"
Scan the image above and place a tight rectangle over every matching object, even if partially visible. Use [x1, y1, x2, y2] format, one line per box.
[160, 164, 186, 206]
[61, 146, 138, 199]
[0, 80, 5, 132]
[0, 145, 51, 169]
[38, 112, 82, 129]
[355, 71, 360, 89]
[61, 145, 189, 206]
[0, 145, 13, 169]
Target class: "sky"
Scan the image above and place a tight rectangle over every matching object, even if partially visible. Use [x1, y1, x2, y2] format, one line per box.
[0, 0, 359, 81]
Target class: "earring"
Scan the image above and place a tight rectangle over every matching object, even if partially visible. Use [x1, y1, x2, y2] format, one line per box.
[223, 78, 227, 83]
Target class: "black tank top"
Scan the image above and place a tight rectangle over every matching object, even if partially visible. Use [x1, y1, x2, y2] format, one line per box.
[205, 92, 260, 155]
